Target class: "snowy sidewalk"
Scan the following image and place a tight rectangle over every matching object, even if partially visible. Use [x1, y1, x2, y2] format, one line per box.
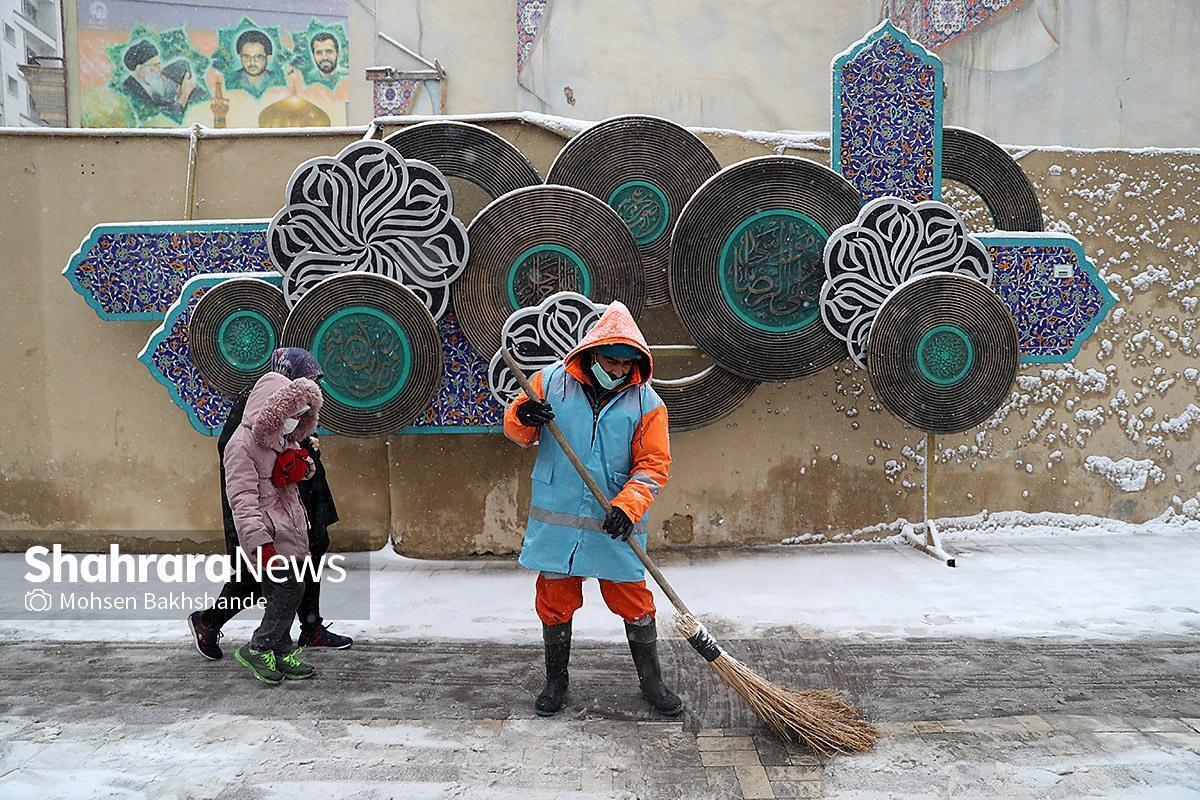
[2, 527, 1200, 798]
[0, 636, 1197, 799]
[3, 526, 1198, 644]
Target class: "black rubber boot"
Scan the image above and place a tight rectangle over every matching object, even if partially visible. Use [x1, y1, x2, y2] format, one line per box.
[535, 621, 571, 716]
[626, 620, 683, 715]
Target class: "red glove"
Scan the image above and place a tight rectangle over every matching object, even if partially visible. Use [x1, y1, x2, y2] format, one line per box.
[271, 448, 310, 487]
[258, 543, 278, 562]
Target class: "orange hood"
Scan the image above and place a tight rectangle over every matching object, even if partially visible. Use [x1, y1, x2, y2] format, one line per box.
[564, 301, 653, 385]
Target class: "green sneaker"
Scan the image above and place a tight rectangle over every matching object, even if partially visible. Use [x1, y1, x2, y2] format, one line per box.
[276, 648, 315, 681]
[235, 645, 283, 685]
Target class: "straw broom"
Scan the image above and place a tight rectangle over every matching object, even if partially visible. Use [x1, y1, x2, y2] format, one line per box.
[501, 348, 879, 756]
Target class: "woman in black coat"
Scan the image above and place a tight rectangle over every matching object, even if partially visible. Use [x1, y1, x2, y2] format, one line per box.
[187, 348, 352, 659]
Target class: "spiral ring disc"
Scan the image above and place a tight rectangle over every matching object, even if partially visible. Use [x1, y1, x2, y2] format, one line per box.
[653, 366, 758, 432]
[457, 184, 646, 361]
[383, 120, 542, 200]
[547, 115, 719, 307]
[669, 156, 861, 382]
[280, 272, 442, 437]
[867, 272, 1019, 435]
[943, 126, 1043, 232]
[189, 277, 288, 397]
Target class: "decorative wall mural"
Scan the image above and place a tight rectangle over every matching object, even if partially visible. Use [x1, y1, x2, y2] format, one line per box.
[137, 272, 282, 436]
[545, 115, 719, 307]
[670, 156, 860, 382]
[880, 0, 1025, 50]
[384, 121, 542, 204]
[516, 0, 548, 71]
[212, 18, 288, 100]
[104, 25, 210, 125]
[487, 291, 607, 406]
[287, 18, 350, 91]
[832, 21, 942, 203]
[981, 232, 1118, 364]
[77, 1, 350, 129]
[867, 272, 1019, 434]
[268, 139, 469, 320]
[456, 185, 645, 362]
[280, 272, 443, 437]
[64, 220, 272, 320]
[188, 276, 289, 397]
[820, 196, 993, 369]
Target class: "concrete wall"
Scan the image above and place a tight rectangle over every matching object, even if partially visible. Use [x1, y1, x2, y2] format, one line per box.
[1, 122, 1197, 557]
[348, 0, 1200, 148]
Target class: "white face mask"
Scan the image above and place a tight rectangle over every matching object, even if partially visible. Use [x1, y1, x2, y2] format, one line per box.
[281, 417, 300, 435]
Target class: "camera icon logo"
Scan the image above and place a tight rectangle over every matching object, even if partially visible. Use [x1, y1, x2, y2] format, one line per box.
[24, 588, 53, 613]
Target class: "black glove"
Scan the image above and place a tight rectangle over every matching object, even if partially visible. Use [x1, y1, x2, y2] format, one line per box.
[603, 506, 634, 541]
[515, 398, 555, 427]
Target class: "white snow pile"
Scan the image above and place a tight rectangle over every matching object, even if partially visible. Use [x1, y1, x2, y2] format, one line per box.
[1084, 455, 1165, 491]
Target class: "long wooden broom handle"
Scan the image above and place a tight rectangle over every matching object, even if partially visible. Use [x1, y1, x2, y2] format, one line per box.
[501, 348, 694, 617]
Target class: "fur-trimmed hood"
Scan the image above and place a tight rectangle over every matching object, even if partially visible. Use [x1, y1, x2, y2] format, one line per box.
[242, 372, 323, 451]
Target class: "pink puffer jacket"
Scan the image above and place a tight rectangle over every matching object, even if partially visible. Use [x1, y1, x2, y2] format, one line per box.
[222, 372, 323, 558]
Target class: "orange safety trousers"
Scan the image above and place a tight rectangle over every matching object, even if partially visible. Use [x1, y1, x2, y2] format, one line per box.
[535, 573, 656, 626]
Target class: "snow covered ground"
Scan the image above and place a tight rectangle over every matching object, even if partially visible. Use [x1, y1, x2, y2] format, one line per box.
[2, 511, 1198, 645]
[2, 514, 1199, 799]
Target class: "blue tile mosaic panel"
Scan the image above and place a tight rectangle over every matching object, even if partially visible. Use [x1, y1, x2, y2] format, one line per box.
[981, 233, 1118, 364]
[401, 311, 504, 433]
[64, 221, 271, 320]
[832, 21, 943, 203]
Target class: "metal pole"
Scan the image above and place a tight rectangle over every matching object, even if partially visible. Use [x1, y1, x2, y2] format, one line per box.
[183, 123, 200, 221]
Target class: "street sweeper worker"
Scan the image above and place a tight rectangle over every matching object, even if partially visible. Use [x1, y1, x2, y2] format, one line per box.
[504, 301, 680, 717]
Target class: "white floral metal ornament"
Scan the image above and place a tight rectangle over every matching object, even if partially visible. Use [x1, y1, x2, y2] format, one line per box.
[487, 291, 607, 406]
[268, 139, 469, 321]
[820, 196, 993, 369]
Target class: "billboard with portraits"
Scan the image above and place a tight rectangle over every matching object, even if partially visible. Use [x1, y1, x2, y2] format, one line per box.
[78, 0, 349, 128]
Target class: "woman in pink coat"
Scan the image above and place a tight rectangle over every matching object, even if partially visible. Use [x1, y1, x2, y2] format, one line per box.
[223, 370, 323, 685]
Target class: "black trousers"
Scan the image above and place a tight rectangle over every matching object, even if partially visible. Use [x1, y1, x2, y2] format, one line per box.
[202, 537, 327, 631]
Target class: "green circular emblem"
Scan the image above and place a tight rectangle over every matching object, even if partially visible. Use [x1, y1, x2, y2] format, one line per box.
[217, 310, 275, 370]
[717, 210, 828, 333]
[506, 244, 592, 309]
[916, 325, 975, 386]
[312, 306, 412, 409]
[607, 180, 671, 246]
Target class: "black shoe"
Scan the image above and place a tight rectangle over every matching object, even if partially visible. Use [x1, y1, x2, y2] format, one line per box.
[188, 610, 223, 660]
[298, 623, 353, 649]
[626, 620, 683, 716]
[535, 621, 571, 716]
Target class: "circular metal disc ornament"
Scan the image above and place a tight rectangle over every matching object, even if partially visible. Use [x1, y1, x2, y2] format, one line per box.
[867, 272, 1019, 435]
[189, 277, 288, 396]
[669, 156, 861, 382]
[457, 185, 646, 361]
[280, 272, 442, 437]
[943, 127, 1043, 231]
[383, 120, 542, 200]
[654, 366, 758, 432]
[546, 115, 719, 307]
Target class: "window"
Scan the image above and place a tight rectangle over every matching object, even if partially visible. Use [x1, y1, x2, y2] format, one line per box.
[7, 76, 18, 97]
[4, 24, 16, 46]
